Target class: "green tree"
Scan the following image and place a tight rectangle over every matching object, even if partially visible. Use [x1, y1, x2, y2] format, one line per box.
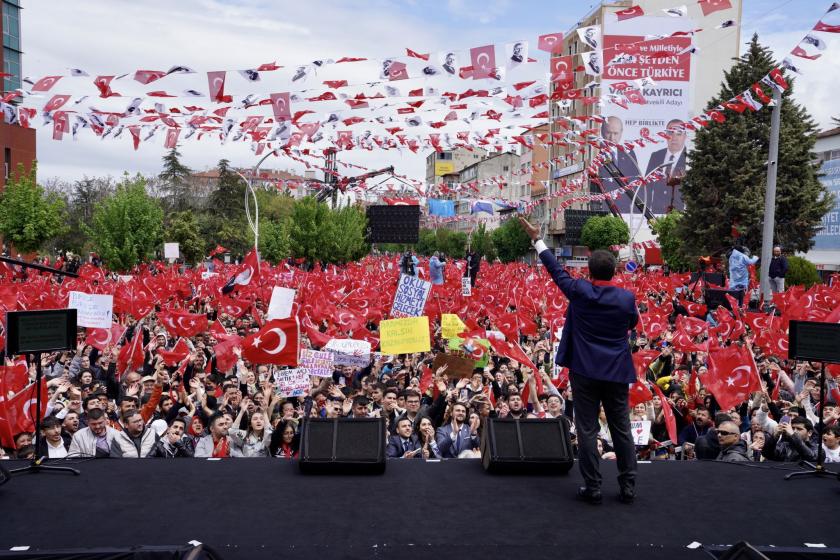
[283, 196, 331, 263]
[85, 175, 163, 271]
[158, 147, 193, 212]
[208, 159, 246, 220]
[415, 228, 436, 255]
[164, 211, 204, 265]
[785, 256, 820, 288]
[326, 205, 369, 264]
[259, 220, 288, 264]
[651, 211, 690, 271]
[0, 165, 68, 254]
[491, 217, 532, 263]
[678, 35, 834, 257]
[469, 223, 497, 261]
[580, 215, 629, 251]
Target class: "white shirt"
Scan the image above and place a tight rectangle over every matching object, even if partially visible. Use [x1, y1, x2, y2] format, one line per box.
[46, 439, 68, 459]
[823, 444, 840, 463]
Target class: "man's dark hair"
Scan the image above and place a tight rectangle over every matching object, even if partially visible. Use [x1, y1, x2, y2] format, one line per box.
[825, 425, 840, 438]
[383, 387, 399, 399]
[208, 411, 226, 429]
[403, 390, 420, 401]
[170, 417, 187, 429]
[791, 416, 813, 432]
[83, 395, 100, 410]
[41, 416, 62, 430]
[588, 250, 616, 281]
[352, 396, 371, 408]
[87, 408, 106, 421]
[396, 417, 412, 428]
[714, 412, 732, 427]
[118, 395, 139, 406]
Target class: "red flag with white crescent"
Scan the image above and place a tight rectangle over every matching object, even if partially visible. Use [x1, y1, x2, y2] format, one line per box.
[241, 317, 300, 366]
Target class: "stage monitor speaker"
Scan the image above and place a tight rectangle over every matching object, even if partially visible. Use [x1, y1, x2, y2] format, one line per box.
[0, 544, 224, 559]
[704, 541, 840, 559]
[366, 205, 420, 244]
[299, 417, 386, 474]
[481, 417, 574, 474]
[705, 288, 744, 311]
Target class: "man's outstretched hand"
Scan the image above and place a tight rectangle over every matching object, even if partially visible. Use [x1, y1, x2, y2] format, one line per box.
[518, 215, 540, 241]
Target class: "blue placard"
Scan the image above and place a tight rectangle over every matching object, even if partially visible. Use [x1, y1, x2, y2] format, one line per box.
[814, 159, 840, 250]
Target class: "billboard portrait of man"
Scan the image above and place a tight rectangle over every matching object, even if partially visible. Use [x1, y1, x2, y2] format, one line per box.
[595, 116, 641, 214]
[644, 119, 688, 214]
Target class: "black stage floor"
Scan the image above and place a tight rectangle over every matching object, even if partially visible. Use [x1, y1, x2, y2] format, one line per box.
[2, 459, 839, 560]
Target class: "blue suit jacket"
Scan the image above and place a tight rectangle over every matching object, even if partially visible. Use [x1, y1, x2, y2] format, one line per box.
[386, 434, 422, 459]
[539, 248, 638, 384]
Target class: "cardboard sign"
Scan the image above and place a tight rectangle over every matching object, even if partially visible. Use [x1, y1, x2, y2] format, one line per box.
[391, 274, 432, 318]
[164, 242, 180, 260]
[299, 348, 334, 378]
[461, 276, 472, 296]
[266, 286, 296, 320]
[273, 368, 310, 397]
[67, 291, 113, 329]
[630, 420, 652, 446]
[432, 353, 476, 379]
[324, 338, 371, 368]
[441, 314, 466, 339]
[380, 316, 431, 355]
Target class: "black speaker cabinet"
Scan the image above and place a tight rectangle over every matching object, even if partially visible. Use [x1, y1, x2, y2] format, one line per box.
[481, 417, 574, 475]
[299, 417, 386, 474]
[366, 205, 420, 244]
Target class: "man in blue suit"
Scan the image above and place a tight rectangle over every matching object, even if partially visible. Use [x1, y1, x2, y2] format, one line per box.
[386, 417, 423, 459]
[519, 216, 638, 505]
[435, 402, 480, 458]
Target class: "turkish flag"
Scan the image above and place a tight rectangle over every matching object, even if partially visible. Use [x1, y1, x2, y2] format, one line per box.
[698, 0, 732, 16]
[470, 45, 497, 80]
[213, 334, 243, 373]
[241, 317, 300, 366]
[676, 315, 707, 337]
[537, 33, 564, 54]
[31, 75, 63, 92]
[85, 323, 127, 351]
[3, 382, 47, 433]
[207, 71, 233, 103]
[616, 5, 644, 20]
[704, 345, 760, 410]
[768, 68, 789, 91]
[134, 69, 166, 84]
[650, 382, 677, 444]
[487, 337, 538, 373]
[117, 327, 145, 378]
[406, 48, 429, 60]
[629, 380, 653, 407]
[157, 338, 191, 367]
[164, 127, 181, 149]
[813, 20, 840, 33]
[270, 92, 292, 121]
[0, 362, 29, 395]
[221, 249, 261, 295]
[388, 61, 409, 81]
[158, 310, 209, 337]
[44, 94, 71, 113]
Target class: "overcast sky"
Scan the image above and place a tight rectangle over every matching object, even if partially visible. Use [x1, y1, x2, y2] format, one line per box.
[19, 0, 840, 184]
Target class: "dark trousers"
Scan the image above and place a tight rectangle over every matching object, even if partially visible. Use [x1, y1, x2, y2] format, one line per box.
[570, 372, 637, 491]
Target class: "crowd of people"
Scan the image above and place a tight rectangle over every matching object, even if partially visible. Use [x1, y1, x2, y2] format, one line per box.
[1, 246, 838, 466]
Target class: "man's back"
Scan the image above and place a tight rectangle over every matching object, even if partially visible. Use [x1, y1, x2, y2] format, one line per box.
[539, 250, 637, 383]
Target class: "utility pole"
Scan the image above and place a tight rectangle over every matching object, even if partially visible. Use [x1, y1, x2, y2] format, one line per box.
[759, 87, 782, 307]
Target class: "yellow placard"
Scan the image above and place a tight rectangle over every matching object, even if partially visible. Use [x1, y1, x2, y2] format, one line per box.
[441, 313, 466, 339]
[380, 316, 431, 355]
[435, 161, 455, 175]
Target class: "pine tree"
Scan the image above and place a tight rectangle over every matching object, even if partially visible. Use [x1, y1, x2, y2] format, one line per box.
[678, 35, 834, 257]
[208, 159, 246, 219]
[158, 147, 193, 212]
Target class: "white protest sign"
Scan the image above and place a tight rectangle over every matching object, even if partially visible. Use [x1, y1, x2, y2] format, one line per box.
[461, 276, 472, 296]
[324, 338, 371, 368]
[630, 420, 652, 446]
[391, 274, 432, 318]
[164, 242, 180, 260]
[273, 368, 311, 397]
[266, 286, 296, 320]
[68, 291, 114, 329]
[300, 348, 334, 377]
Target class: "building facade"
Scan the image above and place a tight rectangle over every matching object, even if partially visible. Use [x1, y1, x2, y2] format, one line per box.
[424, 146, 489, 189]
[0, 0, 35, 189]
[451, 151, 522, 232]
[546, 0, 742, 251]
[801, 127, 840, 272]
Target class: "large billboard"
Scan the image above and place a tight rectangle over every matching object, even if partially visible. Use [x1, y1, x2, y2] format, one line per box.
[813, 158, 840, 250]
[596, 14, 697, 216]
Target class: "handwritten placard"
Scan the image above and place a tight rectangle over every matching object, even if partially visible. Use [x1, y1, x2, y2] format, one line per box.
[630, 420, 652, 446]
[300, 348, 334, 378]
[324, 338, 371, 368]
[391, 274, 432, 318]
[68, 291, 113, 329]
[380, 316, 431, 355]
[273, 368, 310, 397]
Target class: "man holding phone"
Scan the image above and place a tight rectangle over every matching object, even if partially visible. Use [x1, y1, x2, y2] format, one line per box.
[386, 417, 422, 458]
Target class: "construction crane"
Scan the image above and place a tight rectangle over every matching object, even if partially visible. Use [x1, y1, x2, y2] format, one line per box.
[316, 165, 397, 203]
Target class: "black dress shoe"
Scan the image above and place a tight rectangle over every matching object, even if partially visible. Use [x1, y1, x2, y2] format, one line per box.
[618, 486, 635, 504]
[577, 486, 602, 505]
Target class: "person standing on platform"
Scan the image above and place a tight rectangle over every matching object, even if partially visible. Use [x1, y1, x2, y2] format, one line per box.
[465, 248, 481, 287]
[768, 246, 788, 294]
[429, 251, 445, 285]
[519, 216, 638, 505]
[728, 246, 758, 305]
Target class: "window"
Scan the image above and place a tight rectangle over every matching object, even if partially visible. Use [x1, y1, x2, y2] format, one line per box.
[503, 165, 509, 172]
[438, 152, 453, 160]
[3, 1, 21, 93]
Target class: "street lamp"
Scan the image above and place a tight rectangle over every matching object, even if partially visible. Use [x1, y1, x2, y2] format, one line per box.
[234, 148, 278, 253]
